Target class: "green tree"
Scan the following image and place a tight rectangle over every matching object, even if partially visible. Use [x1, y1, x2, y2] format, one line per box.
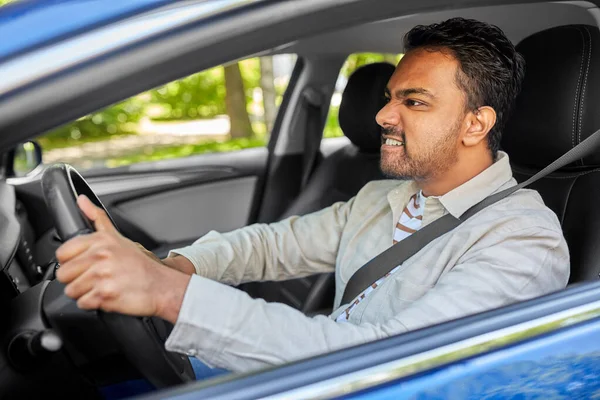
[224, 63, 254, 139]
[341, 53, 402, 78]
[149, 67, 226, 120]
[38, 97, 145, 149]
[260, 56, 277, 132]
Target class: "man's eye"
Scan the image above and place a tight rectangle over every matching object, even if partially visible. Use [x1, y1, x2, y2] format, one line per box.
[384, 95, 391, 103]
[406, 99, 425, 107]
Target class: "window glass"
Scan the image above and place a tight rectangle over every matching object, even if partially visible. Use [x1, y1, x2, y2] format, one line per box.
[36, 54, 297, 170]
[324, 53, 402, 139]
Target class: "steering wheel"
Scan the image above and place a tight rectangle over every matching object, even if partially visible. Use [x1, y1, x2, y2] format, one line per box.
[40, 163, 194, 388]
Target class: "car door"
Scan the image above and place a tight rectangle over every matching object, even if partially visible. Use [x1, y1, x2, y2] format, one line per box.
[83, 147, 267, 259]
[136, 281, 600, 400]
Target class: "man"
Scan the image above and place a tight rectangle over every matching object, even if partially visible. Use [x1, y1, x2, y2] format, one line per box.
[55, 18, 569, 375]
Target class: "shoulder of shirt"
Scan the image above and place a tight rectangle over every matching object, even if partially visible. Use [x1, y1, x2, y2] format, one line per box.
[478, 186, 564, 235]
[351, 180, 563, 234]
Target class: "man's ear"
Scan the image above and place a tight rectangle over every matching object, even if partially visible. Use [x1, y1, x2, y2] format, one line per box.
[462, 106, 496, 147]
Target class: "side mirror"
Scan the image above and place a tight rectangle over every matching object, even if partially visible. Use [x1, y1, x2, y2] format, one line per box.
[8, 141, 43, 177]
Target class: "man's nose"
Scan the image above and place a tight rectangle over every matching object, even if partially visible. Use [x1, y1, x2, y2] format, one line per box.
[375, 103, 400, 128]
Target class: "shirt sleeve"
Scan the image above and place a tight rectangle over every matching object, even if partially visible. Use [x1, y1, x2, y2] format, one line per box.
[165, 225, 569, 373]
[167, 198, 355, 286]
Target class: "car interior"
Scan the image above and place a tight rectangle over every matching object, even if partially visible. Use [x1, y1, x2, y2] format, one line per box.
[244, 2, 600, 314]
[3, 0, 600, 398]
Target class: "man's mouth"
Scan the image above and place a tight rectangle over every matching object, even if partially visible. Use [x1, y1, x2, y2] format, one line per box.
[384, 138, 404, 147]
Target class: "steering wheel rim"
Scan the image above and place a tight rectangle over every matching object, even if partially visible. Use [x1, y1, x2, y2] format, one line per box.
[40, 163, 194, 388]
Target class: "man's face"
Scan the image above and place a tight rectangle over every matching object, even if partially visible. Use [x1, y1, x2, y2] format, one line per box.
[376, 48, 469, 181]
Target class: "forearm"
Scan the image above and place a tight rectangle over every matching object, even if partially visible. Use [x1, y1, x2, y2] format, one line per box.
[161, 254, 195, 275]
[154, 266, 192, 324]
[164, 275, 387, 372]
[135, 242, 195, 275]
[168, 200, 353, 286]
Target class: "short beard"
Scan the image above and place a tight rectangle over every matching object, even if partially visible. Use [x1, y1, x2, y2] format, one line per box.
[379, 122, 460, 181]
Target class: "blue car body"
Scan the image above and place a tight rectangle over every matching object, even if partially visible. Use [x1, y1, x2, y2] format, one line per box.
[1, 1, 600, 399]
[358, 319, 600, 399]
[0, 0, 173, 61]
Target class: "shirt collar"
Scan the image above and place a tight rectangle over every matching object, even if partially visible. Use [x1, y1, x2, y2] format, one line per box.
[439, 151, 514, 218]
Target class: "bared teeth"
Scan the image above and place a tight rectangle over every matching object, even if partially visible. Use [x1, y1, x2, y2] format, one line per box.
[385, 138, 404, 146]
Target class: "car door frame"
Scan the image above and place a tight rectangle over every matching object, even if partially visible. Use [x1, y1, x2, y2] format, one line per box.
[139, 280, 600, 399]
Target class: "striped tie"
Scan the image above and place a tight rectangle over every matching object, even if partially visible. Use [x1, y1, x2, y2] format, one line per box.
[393, 192, 424, 244]
[336, 192, 425, 323]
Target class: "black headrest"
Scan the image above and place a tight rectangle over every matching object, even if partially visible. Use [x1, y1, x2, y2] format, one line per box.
[503, 25, 600, 168]
[339, 62, 396, 153]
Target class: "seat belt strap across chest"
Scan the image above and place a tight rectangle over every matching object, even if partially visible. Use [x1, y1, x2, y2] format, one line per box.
[340, 127, 600, 306]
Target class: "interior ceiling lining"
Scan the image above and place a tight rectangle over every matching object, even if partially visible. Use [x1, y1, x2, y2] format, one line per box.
[280, 2, 598, 56]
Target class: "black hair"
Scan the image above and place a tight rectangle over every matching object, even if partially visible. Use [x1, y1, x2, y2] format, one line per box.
[404, 17, 525, 158]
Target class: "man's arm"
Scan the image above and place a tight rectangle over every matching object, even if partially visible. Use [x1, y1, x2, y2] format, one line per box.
[135, 243, 195, 274]
[161, 254, 195, 275]
[163, 225, 569, 372]
[55, 196, 569, 374]
[161, 198, 355, 285]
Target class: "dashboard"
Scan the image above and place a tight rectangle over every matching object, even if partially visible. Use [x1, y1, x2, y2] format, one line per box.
[1, 181, 56, 301]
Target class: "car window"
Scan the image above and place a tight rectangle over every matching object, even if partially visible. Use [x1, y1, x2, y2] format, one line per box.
[324, 53, 402, 139]
[36, 54, 297, 170]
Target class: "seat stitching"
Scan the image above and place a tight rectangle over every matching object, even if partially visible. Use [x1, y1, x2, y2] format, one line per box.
[580, 26, 592, 144]
[572, 27, 586, 149]
[579, 26, 592, 166]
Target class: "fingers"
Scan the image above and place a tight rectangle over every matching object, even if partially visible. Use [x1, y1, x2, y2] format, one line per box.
[63, 265, 98, 299]
[56, 251, 93, 284]
[76, 290, 102, 310]
[65, 262, 119, 310]
[77, 195, 115, 233]
[55, 233, 96, 264]
[76, 283, 118, 311]
[56, 242, 113, 283]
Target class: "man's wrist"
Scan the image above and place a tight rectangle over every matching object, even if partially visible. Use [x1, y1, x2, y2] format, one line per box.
[154, 267, 192, 324]
[162, 254, 196, 275]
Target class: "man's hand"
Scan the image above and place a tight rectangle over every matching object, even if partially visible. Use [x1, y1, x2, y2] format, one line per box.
[135, 242, 196, 275]
[135, 242, 163, 264]
[55, 195, 191, 324]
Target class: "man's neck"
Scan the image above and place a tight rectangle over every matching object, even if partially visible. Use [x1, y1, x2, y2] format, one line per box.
[418, 152, 494, 197]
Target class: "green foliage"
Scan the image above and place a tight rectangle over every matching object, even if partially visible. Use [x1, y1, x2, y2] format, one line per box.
[149, 66, 226, 120]
[147, 58, 261, 121]
[323, 105, 344, 138]
[35, 52, 400, 168]
[40, 58, 266, 148]
[341, 53, 402, 78]
[38, 97, 145, 149]
[103, 137, 266, 168]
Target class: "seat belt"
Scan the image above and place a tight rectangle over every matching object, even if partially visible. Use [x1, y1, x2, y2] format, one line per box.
[300, 87, 324, 189]
[340, 127, 600, 306]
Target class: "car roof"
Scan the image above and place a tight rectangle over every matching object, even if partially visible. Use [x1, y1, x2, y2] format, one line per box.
[0, 0, 176, 62]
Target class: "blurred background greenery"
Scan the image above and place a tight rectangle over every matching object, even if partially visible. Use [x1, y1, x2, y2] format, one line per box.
[41, 53, 400, 149]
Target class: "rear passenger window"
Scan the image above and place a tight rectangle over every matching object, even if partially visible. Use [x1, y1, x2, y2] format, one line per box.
[324, 53, 402, 139]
